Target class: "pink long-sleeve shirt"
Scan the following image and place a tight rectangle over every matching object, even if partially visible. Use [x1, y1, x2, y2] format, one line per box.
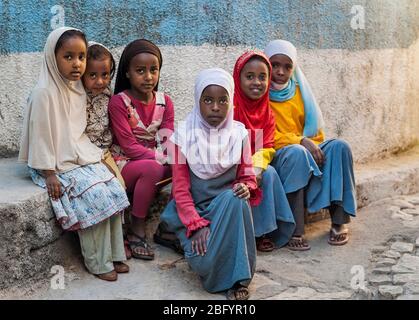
[108, 91, 175, 160]
[170, 141, 261, 238]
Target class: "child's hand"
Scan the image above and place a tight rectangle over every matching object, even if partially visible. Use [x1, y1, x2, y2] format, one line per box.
[190, 227, 210, 256]
[301, 137, 325, 166]
[58, 216, 69, 226]
[44, 171, 62, 201]
[233, 183, 250, 200]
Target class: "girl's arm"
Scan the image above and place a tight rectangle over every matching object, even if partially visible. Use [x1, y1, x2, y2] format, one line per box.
[108, 95, 156, 160]
[234, 137, 262, 206]
[252, 148, 276, 170]
[159, 95, 175, 131]
[171, 145, 210, 238]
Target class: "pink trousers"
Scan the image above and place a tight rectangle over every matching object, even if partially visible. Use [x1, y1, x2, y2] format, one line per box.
[121, 160, 171, 218]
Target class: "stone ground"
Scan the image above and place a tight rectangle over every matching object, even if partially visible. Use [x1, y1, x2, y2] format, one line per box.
[1, 192, 419, 300]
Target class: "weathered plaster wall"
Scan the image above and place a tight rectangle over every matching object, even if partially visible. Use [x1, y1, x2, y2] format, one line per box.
[0, 0, 418, 162]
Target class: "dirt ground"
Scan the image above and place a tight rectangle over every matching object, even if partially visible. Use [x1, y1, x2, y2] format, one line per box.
[2, 193, 419, 300]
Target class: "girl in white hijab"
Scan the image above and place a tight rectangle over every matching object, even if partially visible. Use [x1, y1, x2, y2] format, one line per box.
[18, 27, 130, 281]
[161, 68, 259, 300]
[171, 68, 249, 179]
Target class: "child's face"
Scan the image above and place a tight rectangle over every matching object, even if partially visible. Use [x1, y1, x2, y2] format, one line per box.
[126, 53, 160, 96]
[240, 58, 269, 100]
[82, 58, 112, 95]
[270, 54, 294, 85]
[55, 36, 87, 81]
[199, 85, 230, 127]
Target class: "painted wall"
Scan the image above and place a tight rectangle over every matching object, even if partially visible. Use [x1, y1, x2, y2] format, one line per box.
[1, 0, 418, 162]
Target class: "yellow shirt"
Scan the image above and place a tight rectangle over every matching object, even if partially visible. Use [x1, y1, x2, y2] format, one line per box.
[252, 148, 275, 170]
[270, 86, 324, 150]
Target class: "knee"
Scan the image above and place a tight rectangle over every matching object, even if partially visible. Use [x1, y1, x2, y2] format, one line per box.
[329, 139, 352, 155]
[289, 144, 308, 155]
[222, 190, 248, 210]
[262, 165, 279, 182]
[264, 165, 276, 176]
[223, 189, 240, 204]
[142, 162, 166, 181]
[286, 144, 310, 163]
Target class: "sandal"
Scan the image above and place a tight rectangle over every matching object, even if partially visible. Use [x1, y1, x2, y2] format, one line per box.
[127, 231, 155, 260]
[286, 236, 311, 251]
[153, 222, 184, 255]
[328, 227, 349, 246]
[226, 285, 250, 301]
[256, 236, 275, 252]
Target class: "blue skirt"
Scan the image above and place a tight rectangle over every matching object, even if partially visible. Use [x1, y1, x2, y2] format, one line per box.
[160, 190, 256, 293]
[271, 139, 356, 216]
[251, 165, 295, 247]
[29, 163, 130, 230]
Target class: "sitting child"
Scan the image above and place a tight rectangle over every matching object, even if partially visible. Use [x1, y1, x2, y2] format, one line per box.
[264, 39, 357, 250]
[83, 41, 126, 188]
[161, 68, 259, 300]
[19, 28, 130, 281]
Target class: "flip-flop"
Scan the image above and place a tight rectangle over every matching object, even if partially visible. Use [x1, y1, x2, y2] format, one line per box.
[226, 286, 250, 300]
[286, 236, 311, 251]
[256, 237, 275, 252]
[127, 231, 155, 260]
[328, 227, 349, 246]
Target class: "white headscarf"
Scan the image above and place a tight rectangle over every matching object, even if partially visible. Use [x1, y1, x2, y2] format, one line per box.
[171, 68, 248, 180]
[87, 41, 108, 50]
[264, 39, 325, 137]
[18, 27, 102, 173]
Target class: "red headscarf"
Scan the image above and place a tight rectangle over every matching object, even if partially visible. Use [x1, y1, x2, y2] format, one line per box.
[233, 51, 275, 155]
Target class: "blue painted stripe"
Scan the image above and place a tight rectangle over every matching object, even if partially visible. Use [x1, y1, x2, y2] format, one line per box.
[0, 0, 418, 54]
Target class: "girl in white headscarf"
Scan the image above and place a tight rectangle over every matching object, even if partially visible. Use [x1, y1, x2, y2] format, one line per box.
[18, 27, 130, 281]
[265, 40, 356, 249]
[161, 68, 259, 300]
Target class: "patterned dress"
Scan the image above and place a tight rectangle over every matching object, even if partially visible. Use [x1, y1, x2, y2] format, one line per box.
[85, 88, 113, 151]
[30, 163, 129, 230]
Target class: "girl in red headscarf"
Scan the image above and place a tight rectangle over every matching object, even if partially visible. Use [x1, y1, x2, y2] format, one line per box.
[233, 51, 296, 252]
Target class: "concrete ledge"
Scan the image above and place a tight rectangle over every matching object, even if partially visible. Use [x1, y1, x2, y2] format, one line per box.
[0, 159, 65, 289]
[355, 145, 419, 207]
[1, 145, 419, 289]
[0, 159, 170, 289]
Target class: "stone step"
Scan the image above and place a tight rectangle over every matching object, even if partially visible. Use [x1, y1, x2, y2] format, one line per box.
[355, 145, 419, 208]
[1, 145, 419, 289]
[0, 158, 169, 290]
[0, 158, 71, 289]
